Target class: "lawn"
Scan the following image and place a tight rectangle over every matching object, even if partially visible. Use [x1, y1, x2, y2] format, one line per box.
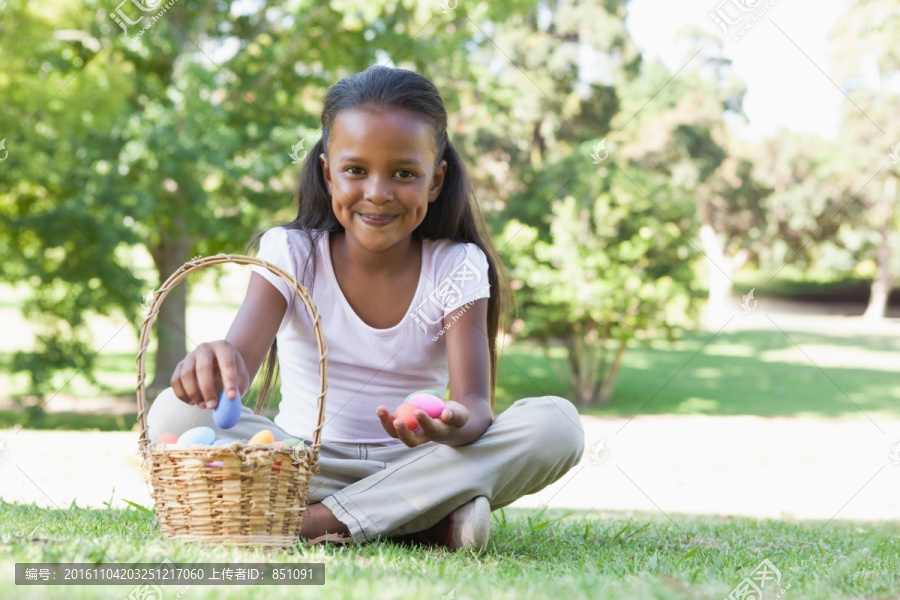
[1, 501, 897, 599]
[3, 324, 899, 431]
[496, 329, 900, 418]
[3, 291, 899, 599]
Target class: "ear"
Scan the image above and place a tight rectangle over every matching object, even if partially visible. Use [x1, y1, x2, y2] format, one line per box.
[428, 159, 447, 203]
[319, 153, 332, 196]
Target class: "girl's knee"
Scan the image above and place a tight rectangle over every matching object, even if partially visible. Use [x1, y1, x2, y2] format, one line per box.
[510, 395, 584, 464]
[146, 387, 205, 442]
[544, 396, 582, 430]
[514, 395, 582, 431]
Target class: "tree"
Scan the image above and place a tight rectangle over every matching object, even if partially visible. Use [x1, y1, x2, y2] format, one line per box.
[0, 0, 142, 397]
[751, 131, 853, 276]
[612, 29, 770, 324]
[0, 0, 501, 398]
[473, 0, 641, 231]
[490, 11, 751, 405]
[695, 147, 770, 320]
[829, 0, 900, 319]
[501, 163, 700, 406]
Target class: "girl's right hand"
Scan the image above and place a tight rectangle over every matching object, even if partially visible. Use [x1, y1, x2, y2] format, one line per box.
[170, 340, 249, 409]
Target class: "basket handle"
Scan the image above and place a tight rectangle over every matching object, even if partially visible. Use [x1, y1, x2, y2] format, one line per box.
[136, 254, 328, 458]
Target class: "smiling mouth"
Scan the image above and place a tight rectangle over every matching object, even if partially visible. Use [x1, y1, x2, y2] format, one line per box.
[357, 213, 397, 221]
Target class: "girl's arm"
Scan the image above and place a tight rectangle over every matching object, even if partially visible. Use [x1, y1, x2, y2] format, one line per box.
[376, 298, 493, 447]
[169, 273, 287, 408]
[440, 297, 493, 446]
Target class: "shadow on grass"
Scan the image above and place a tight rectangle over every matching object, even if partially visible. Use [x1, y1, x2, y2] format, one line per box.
[496, 330, 900, 419]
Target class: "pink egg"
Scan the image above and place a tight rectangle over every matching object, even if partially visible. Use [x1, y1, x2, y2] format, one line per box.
[408, 394, 446, 418]
[205, 461, 223, 468]
[156, 433, 178, 445]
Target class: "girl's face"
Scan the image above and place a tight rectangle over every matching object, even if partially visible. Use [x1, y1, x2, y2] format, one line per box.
[320, 106, 447, 253]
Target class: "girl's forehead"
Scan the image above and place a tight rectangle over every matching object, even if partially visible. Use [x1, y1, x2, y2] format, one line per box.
[330, 106, 434, 150]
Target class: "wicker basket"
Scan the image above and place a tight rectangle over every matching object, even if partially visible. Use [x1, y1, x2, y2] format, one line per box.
[135, 254, 328, 549]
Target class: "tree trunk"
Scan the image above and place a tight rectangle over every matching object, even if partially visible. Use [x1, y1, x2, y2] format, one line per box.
[863, 176, 897, 320]
[596, 339, 627, 406]
[563, 328, 625, 407]
[700, 223, 748, 325]
[147, 215, 193, 397]
[564, 332, 592, 406]
[530, 121, 545, 169]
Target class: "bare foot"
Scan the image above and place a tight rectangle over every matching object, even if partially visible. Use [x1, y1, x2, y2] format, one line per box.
[422, 514, 451, 545]
[388, 513, 452, 547]
[301, 502, 351, 540]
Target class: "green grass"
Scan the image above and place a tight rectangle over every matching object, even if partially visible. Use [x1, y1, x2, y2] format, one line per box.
[0, 410, 137, 432]
[1, 500, 897, 599]
[497, 329, 900, 418]
[3, 325, 900, 431]
[0, 348, 147, 415]
[731, 270, 881, 303]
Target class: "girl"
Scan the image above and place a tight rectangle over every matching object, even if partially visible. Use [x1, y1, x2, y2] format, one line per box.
[147, 65, 584, 551]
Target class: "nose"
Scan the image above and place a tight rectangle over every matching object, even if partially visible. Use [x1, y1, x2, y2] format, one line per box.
[364, 174, 393, 205]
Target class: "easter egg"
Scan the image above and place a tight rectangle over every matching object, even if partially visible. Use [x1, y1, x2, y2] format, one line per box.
[156, 433, 178, 445]
[408, 394, 446, 418]
[403, 389, 443, 403]
[282, 438, 305, 447]
[177, 426, 216, 446]
[205, 460, 224, 468]
[248, 429, 275, 445]
[213, 439, 235, 446]
[272, 441, 285, 447]
[394, 403, 421, 430]
[213, 390, 243, 430]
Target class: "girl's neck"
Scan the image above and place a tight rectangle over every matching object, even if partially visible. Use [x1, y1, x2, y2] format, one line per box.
[331, 230, 422, 276]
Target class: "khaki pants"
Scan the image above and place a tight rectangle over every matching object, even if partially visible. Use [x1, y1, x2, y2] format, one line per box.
[147, 389, 585, 544]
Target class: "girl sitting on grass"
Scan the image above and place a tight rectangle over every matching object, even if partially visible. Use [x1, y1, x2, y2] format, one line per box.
[147, 65, 584, 551]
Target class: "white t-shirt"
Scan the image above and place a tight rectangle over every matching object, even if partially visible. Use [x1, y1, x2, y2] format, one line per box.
[250, 227, 491, 445]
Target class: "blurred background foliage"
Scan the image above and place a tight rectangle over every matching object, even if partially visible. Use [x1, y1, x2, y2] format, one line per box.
[0, 0, 897, 407]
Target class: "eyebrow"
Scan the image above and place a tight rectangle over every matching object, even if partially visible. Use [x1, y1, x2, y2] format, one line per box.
[337, 154, 423, 167]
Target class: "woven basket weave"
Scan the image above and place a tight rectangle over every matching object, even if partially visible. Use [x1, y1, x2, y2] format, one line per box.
[136, 254, 328, 549]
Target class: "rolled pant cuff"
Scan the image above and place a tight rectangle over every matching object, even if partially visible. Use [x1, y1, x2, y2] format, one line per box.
[321, 492, 375, 544]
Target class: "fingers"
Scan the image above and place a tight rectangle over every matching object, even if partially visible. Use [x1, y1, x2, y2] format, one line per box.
[414, 410, 442, 438]
[400, 409, 447, 447]
[375, 404, 467, 448]
[376, 406, 399, 439]
[376, 405, 427, 447]
[169, 341, 247, 409]
[392, 419, 426, 447]
[194, 344, 219, 408]
[171, 352, 202, 407]
[441, 402, 469, 428]
[215, 344, 242, 401]
[169, 361, 191, 405]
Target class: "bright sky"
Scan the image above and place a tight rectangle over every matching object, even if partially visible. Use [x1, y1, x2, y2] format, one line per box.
[625, 0, 850, 140]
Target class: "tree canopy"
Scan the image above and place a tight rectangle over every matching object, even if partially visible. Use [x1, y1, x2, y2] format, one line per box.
[1, 0, 895, 407]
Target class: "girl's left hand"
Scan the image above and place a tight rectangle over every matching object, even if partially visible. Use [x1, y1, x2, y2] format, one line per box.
[376, 401, 469, 447]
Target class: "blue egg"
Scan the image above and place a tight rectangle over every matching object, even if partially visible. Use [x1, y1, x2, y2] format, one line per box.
[177, 426, 216, 446]
[213, 390, 242, 430]
[213, 438, 236, 446]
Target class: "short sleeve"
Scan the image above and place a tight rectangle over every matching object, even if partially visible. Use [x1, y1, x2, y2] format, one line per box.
[439, 243, 491, 318]
[250, 227, 299, 312]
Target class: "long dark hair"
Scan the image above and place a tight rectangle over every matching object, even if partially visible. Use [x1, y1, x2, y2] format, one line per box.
[249, 65, 510, 412]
